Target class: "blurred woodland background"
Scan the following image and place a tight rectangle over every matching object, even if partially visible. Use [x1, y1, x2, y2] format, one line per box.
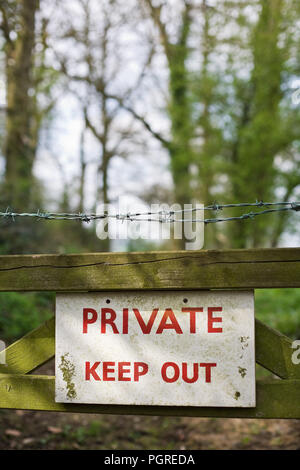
[0, 0, 300, 450]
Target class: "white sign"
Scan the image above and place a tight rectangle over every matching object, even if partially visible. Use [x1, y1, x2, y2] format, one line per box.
[55, 291, 255, 407]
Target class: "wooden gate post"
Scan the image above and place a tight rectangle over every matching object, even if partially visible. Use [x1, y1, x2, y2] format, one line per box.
[0, 248, 299, 418]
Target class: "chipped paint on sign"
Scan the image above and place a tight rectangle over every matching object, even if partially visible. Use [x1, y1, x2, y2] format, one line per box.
[55, 290, 255, 407]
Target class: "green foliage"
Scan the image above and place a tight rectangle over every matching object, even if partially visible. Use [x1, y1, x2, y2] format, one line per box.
[127, 238, 162, 252]
[0, 0, 299, 256]
[162, 0, 300, 249]
[255, 289, 300, 339]
[0, 292, 53, 342]
[70, 421, 103, 445]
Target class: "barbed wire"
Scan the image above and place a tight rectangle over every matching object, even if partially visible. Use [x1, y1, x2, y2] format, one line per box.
[0, 201, 299, 224]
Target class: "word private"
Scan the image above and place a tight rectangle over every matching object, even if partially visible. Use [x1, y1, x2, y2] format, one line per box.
[82, 305, 223, 335]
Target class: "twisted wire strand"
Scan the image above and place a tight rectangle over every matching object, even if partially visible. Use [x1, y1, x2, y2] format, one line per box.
[0, 201, 299, 224]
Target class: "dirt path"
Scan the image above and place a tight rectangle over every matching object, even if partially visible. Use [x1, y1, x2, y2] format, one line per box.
[1, 409, 300, 450]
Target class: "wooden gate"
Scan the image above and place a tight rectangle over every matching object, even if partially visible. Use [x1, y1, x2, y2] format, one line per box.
[0, 247, 299, 418]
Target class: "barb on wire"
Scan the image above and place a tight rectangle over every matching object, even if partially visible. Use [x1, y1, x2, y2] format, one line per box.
[0, 201, 299, 225]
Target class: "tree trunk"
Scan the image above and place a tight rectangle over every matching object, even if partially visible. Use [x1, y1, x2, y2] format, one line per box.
[4, 0, 39, 210]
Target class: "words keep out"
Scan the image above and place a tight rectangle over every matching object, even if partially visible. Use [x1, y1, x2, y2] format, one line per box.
[85, 361, 217, 384]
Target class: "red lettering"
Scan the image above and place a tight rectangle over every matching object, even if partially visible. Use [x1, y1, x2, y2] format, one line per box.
[181, 308, 203, 333]
[200, 362, 217, 382]
[83, 308, 98, 333]
[102, 362, 115, 381]
[123, 308, 129, 334]
[133, 308, 158, 334]
[134, 362, 149, 381]
[161, 362, 180, 383]
[156, 309, 183, 334]
[85, 361, 101, 380]
[118, 362, 131, 381]
[101, 308, 119, 334]
[182, 362, 199, 383]
[207, 307, 223, 333]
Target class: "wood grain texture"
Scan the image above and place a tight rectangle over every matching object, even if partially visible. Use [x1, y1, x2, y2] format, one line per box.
[255, 319, 300, 380]
[0, 317, 55, 374]
[0, 374, 299, 418]
[0, 248, 299, 291]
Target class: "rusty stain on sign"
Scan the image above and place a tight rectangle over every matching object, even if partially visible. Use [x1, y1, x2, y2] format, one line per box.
[55, 290, 255, 407]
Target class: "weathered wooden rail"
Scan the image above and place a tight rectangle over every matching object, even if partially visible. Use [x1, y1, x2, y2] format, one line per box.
[0, 247, 299, 418]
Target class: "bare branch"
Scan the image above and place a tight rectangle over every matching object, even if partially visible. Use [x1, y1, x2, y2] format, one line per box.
[83, 108, 103, 143]
[143, 0, 171, 61]
[0, 4, 12, 44]
[105, 92, 170, 149]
